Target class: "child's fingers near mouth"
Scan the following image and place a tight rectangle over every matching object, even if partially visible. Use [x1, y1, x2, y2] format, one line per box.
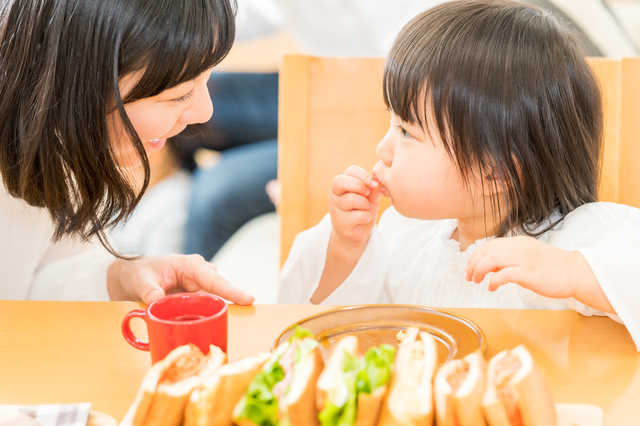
[332, 174, 371, 196]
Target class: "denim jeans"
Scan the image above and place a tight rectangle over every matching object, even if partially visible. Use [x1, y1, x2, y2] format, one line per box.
[177, 73, 279, 260]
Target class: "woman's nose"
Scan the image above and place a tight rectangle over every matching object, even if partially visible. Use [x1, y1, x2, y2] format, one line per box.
[181, 82, 214, 125]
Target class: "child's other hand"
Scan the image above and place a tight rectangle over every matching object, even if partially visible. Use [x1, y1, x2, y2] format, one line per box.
[464, 236, 578, 299]
[329, 165, 381, 247]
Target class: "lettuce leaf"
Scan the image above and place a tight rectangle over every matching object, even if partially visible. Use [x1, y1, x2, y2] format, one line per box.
[319, 344, 394, 426]
[356, 344, 396, 394]
[238, 327, 318, 425]
[291, 325, 314, 341]
[293, 337, 319, 365]
[319, 371, 358, 426]
[342, 350, 362, 373]
[237, 351, 286, 426]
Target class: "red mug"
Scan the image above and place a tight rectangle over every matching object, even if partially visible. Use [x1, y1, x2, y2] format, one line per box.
[122, 293, 227, 364]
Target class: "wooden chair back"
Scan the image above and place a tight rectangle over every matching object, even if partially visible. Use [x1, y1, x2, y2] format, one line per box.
[278, 55, 640, 265]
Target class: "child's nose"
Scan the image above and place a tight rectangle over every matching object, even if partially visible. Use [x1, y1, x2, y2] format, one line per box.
[376, 134, 393, 166]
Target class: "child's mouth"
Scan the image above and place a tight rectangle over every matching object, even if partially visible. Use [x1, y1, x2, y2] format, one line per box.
[371, 170, 389, 197]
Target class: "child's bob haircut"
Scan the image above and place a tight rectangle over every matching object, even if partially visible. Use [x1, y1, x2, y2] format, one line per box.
[0, 0, 235, 254]
[384, 0, 603, 237]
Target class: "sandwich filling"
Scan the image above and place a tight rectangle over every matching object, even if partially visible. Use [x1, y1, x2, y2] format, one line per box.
[446, 361, 470, 392]
[319, 344, 396, 426]
[159, 347, 206, 385]
[494, 354, 523, 426]
[236, 327, 317, 426]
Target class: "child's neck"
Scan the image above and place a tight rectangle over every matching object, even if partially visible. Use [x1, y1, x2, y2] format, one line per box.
[452, 215, 501, 251]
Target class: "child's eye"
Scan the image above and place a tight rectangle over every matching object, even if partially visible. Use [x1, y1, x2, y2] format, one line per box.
[397, 125, 412, 139]
[171, 91, 194, 103]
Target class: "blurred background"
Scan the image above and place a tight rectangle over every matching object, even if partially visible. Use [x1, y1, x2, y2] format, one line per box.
[109, 0, 640, 304]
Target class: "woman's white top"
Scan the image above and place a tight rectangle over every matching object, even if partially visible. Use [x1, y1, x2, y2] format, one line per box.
[278, 202, 640, 351]
[0, 184, 112, 301]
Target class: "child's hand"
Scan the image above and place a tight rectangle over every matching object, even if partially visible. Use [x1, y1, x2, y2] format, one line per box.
[464, 236, 577, 299]
[329, 165, 381, 247]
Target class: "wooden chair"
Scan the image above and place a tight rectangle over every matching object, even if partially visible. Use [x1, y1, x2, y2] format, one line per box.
[278, 54, 640, 264]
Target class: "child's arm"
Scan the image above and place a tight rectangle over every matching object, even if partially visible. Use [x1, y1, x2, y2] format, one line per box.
[463, 236, 616, 314]
[310, 166, 381, 304]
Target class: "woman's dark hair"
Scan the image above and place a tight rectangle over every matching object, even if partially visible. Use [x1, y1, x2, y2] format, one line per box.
[0, 0, 235, 255]
[384, 0, 603, 237]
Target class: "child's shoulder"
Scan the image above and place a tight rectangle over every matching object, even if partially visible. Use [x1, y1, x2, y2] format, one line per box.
[545, 202, 640, 248]
[564, 201, 640, 228]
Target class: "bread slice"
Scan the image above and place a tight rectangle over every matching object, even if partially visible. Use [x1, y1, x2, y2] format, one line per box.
[378, 328, 438, 426]
[316, 335, 359, 411]
[120, 345, 196, 426]
[184, 353, 270, 426]
[143, 345, 226, 426]
[434, 351, 486, 426]
[279, 341, 324, 426]
[355, 384, 388, 426]
[482, 345, 556, 426]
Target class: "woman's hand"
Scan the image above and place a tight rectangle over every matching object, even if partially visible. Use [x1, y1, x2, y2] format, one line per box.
[329, 165, 381, 248]
[107, 254, 255, 305]
[464, 236, 615, 314]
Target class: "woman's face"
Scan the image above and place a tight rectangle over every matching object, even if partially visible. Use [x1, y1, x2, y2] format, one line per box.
[108, 68, 214, 168]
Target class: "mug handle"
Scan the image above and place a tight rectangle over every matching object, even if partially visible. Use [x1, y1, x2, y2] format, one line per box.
[121, 309, 150, 351]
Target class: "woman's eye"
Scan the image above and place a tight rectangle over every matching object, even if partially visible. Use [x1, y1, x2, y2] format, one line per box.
[171, 91, 194, 103]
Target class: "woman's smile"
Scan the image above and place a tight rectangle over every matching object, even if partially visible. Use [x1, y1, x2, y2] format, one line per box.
[146, 138, 167, 151]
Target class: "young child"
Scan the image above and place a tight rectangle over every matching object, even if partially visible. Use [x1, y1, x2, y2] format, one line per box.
[277, 0, 640, 350]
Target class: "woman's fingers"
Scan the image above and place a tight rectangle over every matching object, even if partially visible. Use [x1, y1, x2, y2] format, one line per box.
[140, 282, 166, 305]
[178, 256, 255, 305]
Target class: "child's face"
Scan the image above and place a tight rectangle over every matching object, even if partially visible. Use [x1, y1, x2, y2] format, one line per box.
[108, 68, 214, 168]
[373, 112, 483, 221]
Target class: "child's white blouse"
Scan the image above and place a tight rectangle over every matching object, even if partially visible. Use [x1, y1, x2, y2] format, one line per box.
[277, 202, 640, 351]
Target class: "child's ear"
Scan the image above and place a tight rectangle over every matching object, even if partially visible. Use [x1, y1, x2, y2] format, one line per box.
[482, 169, 507, 196]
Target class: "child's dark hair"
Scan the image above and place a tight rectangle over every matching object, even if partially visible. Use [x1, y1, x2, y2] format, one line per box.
[0, 0, 235, 255]
[384, 0, 602, 237]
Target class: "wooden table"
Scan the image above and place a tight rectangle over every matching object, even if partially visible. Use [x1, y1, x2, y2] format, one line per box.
[0, 301, 638, 425]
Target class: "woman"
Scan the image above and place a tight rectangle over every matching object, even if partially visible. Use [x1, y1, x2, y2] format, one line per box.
[0, 0, 253, 305]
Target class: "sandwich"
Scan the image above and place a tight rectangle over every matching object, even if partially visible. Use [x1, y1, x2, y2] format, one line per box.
[184, 352, 271, 426]
[121, 344, 226, 426]
[316, 335, 396, 426]
[233, 327, 324, 426]
[378, 327, 438, 426]
[434, 350, 487, 426]
[481, 345, 556, 426]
